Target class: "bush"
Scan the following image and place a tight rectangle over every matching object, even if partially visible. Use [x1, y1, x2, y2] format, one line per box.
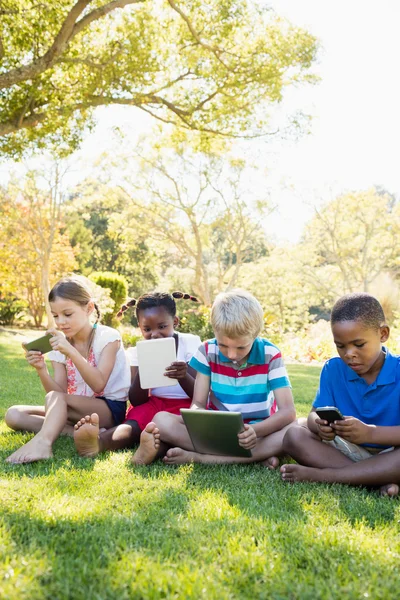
[0, 293, 27, 326]
[121, 330, 142, 348]
[90, 272, 128, 327]
[178, 305, 213, 340]
[279, 320, 335, 363]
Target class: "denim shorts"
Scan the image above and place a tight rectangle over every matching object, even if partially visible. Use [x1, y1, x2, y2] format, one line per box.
[96, 397, 127, 426]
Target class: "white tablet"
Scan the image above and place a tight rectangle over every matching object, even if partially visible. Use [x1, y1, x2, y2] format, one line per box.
[136, 337, 177, 389]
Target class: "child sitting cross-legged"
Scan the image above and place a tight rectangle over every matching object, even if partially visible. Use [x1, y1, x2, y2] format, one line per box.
[73, 291, 201, 459]
[130, 289, 297, 466]
[281, 293, 400, 497]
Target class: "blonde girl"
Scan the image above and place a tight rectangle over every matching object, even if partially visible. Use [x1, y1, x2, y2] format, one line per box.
[5, 277, 130, 464]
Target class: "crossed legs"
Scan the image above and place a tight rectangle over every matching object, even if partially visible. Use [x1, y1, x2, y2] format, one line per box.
[281, 425, 400, 496]
[5, 392, 114, 464]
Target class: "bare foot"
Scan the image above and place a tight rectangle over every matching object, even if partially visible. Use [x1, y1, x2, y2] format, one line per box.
[163, 447, 198, 465]
[74, 413, 101, 458]
[131, 422, 160, 465]
[280, 463, 324, 483]
[380, 483, 399, 497]
[6, 435, 52, 464]
[261, 456, 280, 470]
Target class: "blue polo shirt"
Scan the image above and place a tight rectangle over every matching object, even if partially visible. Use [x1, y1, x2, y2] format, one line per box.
[313, 348, 400, 445]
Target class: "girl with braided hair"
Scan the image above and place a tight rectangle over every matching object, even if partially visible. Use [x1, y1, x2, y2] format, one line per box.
[5, 277, 131, 464]
[73, 291, 201, 459]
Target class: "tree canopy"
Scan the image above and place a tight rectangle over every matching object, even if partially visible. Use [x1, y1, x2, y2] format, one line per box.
[0, 0, 318, 157]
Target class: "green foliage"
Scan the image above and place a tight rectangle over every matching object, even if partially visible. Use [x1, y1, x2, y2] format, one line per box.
[178, 305, 214, 340]
[90, 271, 128, 326]
[1, 0, 318, 157]
[121, 332, 142, 349]
[301, 188, 400, 297]
[0, 293, 27, 326]
[65, 181, 158, 296]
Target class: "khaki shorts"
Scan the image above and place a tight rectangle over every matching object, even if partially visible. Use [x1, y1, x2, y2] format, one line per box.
[324, 436, 395, 462]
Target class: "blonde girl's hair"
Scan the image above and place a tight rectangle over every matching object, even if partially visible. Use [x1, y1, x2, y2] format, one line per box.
[211, 289, 264, 339]
[48, 277, 101, 323]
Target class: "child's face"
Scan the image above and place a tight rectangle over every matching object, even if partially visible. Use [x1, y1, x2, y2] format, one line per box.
[215, 334, 255, 364]
[50, 297, 93, 337]
[138, 307, 178, 340]
[331, 320, 389, 378]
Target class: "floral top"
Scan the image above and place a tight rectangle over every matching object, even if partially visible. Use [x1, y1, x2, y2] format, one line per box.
[48, 324, 130, 401]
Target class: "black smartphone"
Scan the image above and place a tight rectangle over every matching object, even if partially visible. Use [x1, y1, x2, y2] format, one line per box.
[23, 333, 53, 354]
[315, 406, 344, 424]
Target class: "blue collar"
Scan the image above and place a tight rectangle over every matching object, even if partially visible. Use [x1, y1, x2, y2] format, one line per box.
[346, 347, 396, 384]
[217, 337, 264, 365]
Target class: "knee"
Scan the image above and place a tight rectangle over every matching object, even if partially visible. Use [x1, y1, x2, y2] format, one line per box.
[5, 406, 23, 430]
[282, 425, 309, 456]
[45, 390, 67, 408]
[153, 411, 171, 429]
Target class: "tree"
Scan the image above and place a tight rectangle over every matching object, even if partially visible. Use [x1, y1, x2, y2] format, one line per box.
[119, 149, 272, 303]
[65, 180, 159, 296]
[0, 170, 76, 326]
[301, 188, 400, 296]
[0, 0, 318, 157]
[238, 246, 319, 339]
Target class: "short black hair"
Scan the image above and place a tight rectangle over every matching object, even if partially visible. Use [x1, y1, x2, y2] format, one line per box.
[331, 293, 385, 329]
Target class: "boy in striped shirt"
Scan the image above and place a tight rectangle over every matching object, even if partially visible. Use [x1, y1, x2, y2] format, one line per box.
[132, 289, 296, 466]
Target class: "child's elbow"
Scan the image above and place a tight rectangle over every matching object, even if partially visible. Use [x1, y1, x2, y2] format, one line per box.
[285, 407, 297, 424]
[92, 379, 108, 394]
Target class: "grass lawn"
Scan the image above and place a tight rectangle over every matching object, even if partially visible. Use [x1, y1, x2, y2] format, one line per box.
[1, 331, 400, 599]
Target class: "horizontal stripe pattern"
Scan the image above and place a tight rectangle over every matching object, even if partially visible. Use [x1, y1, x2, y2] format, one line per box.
[189, 337, 290, 421]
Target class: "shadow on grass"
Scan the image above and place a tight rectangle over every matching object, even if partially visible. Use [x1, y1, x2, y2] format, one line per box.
[129, 459, 399, 529]
[0, 433, 97, 478]
[1, 485, 399, 600]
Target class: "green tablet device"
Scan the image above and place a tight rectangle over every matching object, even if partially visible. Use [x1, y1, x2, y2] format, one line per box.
[180, 409, 252, 458]
[23, 333, 53, 354]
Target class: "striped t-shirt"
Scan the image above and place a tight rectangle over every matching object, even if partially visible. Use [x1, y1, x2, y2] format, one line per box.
[189, 337, 291, 422]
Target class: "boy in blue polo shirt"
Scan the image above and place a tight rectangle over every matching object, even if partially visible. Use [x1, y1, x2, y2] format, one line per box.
[281, 293, 400, 496]
[131, 289, 296, 466]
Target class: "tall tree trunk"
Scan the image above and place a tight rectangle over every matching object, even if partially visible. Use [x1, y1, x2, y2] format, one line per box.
[41, 258, 54, 328]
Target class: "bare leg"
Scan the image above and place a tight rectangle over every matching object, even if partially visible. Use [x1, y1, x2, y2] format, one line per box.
[5, 392, 114, 464]
[5, 405, 75, 436]
[74, 415, 141, 458]
[281, 425, 400, 495]
[156, 413, 294, 465]
[153, 411, 195, 450]
[281, 448, 400, 494]
[282, 424, 353, 468]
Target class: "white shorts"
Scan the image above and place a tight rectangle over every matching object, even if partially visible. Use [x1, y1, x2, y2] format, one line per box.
[325, 436, 395, 462]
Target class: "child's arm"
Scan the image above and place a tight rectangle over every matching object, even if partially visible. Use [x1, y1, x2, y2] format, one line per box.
[332, 418, 400, 447]
[190, 372, 210, 410]
[164, 362, 197, 398]
[24, 348, 67, 393]
[128, 366, 150, 406]
[49, 331, 118, 394]
[251, 387, 296, 438]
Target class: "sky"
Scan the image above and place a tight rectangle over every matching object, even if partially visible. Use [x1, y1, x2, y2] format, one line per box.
[2, 0, 399, 243]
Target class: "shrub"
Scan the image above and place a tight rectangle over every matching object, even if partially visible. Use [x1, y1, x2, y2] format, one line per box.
[90, 272, 128, 327]
[0, 293, 27, 326]
[178, 305, 213, 340]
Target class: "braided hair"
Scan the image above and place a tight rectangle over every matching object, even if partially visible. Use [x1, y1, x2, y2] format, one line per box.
[117, 291, 198, 319]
